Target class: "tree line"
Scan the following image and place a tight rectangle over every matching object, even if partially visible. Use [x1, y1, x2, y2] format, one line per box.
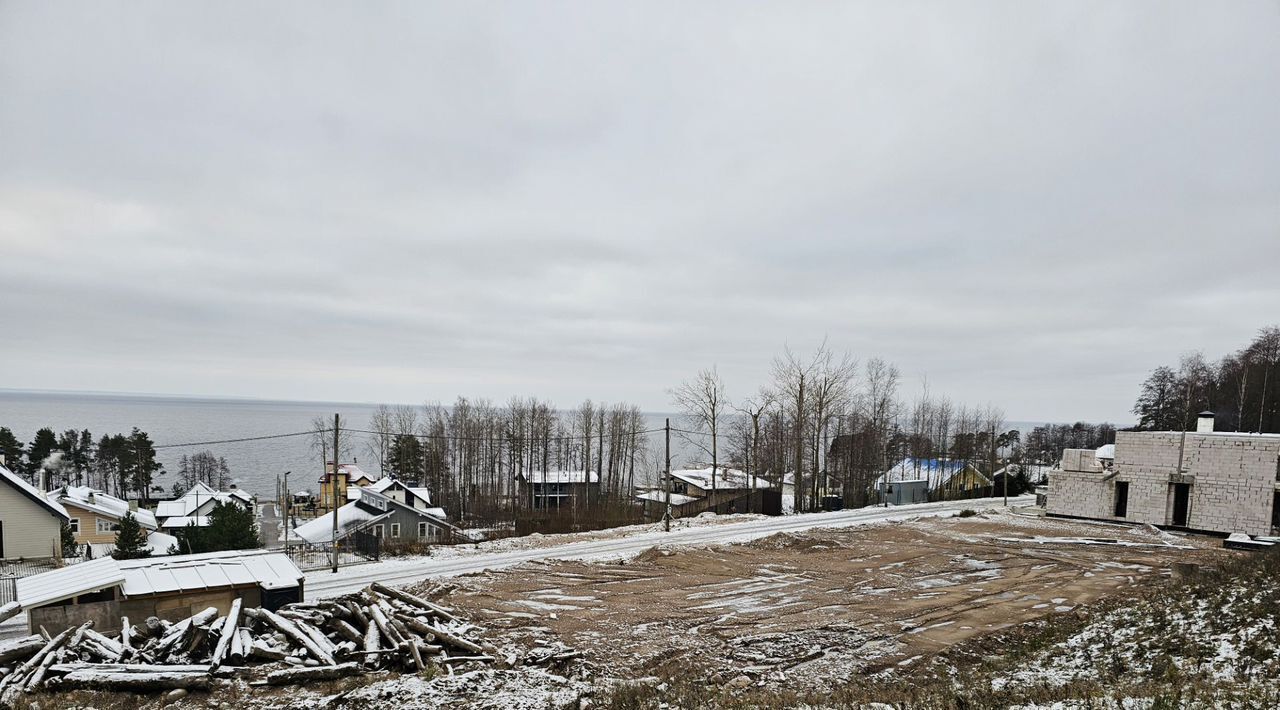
[305, 342, 1019, 523]
[0, 425, 164, 501]
[309, 398, 652, 522]
[1133, 326, 1280, 433]
[668, 343, 1016, 512]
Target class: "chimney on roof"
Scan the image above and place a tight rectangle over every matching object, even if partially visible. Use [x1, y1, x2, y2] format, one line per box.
[129, 500, 138, 511]
[39, 470, 48, 493]
[1196, 411, 1215, 433]
[87, 490, 95, 504]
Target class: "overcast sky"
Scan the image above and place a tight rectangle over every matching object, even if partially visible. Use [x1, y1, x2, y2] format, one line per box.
[1, 1, 1277, 423]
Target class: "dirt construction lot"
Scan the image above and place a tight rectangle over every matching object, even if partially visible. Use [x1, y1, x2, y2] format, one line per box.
[419, 510, 1224, 692]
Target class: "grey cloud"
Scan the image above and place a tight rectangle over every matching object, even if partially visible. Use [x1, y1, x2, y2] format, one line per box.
[1, 1, 1278, 422]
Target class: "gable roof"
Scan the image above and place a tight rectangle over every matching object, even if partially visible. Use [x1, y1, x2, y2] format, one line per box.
[0, 463, 69, 521]
[156, 484, 252, 520]
[349, 478, 433, 508]
[671, 467, 766, 491]
[57, 486, 158, 529]
[875, 458, 993, 488]
[322, 463, 378, 485]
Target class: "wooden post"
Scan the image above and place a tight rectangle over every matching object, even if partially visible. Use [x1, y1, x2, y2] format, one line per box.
[663, 418, 671, 533]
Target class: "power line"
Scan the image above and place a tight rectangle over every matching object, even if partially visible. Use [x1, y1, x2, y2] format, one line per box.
[153, 425, 666, 451]
[153, 430, 320, 450]
[348, 426, 666, 444]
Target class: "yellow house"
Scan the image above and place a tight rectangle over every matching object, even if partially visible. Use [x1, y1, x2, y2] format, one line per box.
[317, 463, 377, 511]
[55, 486, 157, 545]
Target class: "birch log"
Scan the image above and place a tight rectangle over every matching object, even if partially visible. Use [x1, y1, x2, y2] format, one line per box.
[370, 583, 457, 621]
[245, 608, 335, 665]
[210, 598, 242, 670]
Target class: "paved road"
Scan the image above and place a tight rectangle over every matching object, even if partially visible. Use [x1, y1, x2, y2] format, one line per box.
[259, 502, 282, 549]
[305, 495, 1035, 599]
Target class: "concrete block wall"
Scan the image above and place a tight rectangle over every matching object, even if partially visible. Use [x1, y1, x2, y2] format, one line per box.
[1048, 431, 1280, 536]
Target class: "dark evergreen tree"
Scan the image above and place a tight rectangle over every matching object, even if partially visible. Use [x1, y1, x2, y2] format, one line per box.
[111, 512, 150, 560]
[26, 427, 58, 480]
[173, 501, 260, 554]
[124, 428, 163, 501]
[57, 429, 94, 486]
[388, 434, 424, 481]
[0, 427, 23, 472]
[60, 521, 78, 558]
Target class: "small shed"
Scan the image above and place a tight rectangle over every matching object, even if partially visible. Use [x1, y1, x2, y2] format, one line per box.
[877, 478, 930, 505]
[16, 549, 305, 635]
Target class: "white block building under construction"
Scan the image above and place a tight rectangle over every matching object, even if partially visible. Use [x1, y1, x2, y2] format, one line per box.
[1048, 413, 1280, 537]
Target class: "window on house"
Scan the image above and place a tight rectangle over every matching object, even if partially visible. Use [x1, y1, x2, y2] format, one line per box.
[68, 518, 80, 534]
[97, 519, 116, 534]
[418, 522, 428, 538]
[373, 524, 384, 539]
[391, 523, 401, 539]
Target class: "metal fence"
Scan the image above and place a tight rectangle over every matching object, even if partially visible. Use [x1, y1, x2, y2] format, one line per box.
[284, 531, 380, 571]
[0, 558, 60, 606]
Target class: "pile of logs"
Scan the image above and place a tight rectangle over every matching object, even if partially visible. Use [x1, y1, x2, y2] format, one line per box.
[0, 582, 505, 697]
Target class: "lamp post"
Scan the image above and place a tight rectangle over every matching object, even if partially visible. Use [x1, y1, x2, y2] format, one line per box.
[283, 471, 291, 550]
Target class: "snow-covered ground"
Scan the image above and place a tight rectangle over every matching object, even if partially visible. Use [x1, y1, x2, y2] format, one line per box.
[304, 496, 1034, 599]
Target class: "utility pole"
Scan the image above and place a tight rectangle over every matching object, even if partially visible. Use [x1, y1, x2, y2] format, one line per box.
[663, 418, 671, 533]
[283, 470, 291, 551]
[331, 413, 340, 574]
[995, 424, 1006, 507]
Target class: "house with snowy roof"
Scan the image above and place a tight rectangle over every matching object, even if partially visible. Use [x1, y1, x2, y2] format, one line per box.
[650, 467, 780, 516]
[348, 477, 446, 519]
[517, 470, 600, 510]
[291, 485, 460, 545]
[874, 458, 992, 503]
[0, 463, 69, 560]
[155, 481, 254, 529]
[53, 486, 178, 557]
[317, 462, 379, 511]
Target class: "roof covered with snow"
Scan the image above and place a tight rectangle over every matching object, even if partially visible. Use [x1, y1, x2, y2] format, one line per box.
[119, 550, 303, 594]
[518, 470, 601, 484]
[21, 550, 308, 607]
[57, 486, 158, 529]
[17, 556, 123, 607]
[875, 458, 992, 488]
[0, 463, 69, 521]
[635, 490, 700, 506]
[323, 463, 378, 484]
[1096, 444, 1116, 460]
[292, 502, 391, 544]
[670, 467, 766, 491]
[155, 483, 252, 521]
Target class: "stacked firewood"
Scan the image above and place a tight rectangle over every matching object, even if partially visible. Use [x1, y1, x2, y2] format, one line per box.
[0, 582, 508, 697]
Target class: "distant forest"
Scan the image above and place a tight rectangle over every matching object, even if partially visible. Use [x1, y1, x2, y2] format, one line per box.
[1133, 326, 1280, 433]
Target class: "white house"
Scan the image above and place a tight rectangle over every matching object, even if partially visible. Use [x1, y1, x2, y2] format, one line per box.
[0, 463, 69, 560]
[155, 482, 255, 529]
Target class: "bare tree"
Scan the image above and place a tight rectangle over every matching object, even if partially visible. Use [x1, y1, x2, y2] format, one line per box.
[366, 405, 394, 473]
[806, 347, 858, 508]
[771, 346, 822, 512]
[733, 389, 775, 486]
[309, 414, 353, 473]
[669, 367, 728, 492]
